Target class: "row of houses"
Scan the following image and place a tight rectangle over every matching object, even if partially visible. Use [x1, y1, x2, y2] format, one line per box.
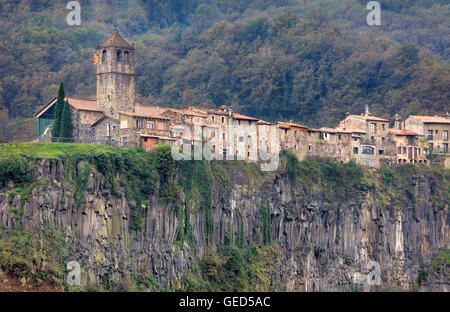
[34, 32, 449, 168]
[35, 95, 449, 168]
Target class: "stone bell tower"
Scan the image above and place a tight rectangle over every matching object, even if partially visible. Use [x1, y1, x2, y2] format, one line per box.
[96, 31, 135, 115]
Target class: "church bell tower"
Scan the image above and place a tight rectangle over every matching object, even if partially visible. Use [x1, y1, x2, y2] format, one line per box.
[96, 31, 135, 115]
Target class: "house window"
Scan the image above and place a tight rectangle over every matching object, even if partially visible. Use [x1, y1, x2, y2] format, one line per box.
[362, 146, 374, 155]
[429, 143, 434, 150]
[136, 120, 142, 128]
[398, 147, 402, 154]
[444, 143, 449, 153]
[353, 147, 359, 154]
[382, 137, 385, 144]
[371, 123, 377, 134]
[338, 134, 342, 140]
[427, 130, 433, 140]
[223, 133, 225, 140]
[239, 136, 244, 142]
[147, 123, 153, 129]
[444, 130, 448, 141]
[222, 116, 225, 123]
[435, 130, 439, 134]
[379, 150, 384, 155]
[143, 137, 148, 142]
[211, 115, 215, 122]
[382, 124, 385, 131]
[309, 145, 312, 151]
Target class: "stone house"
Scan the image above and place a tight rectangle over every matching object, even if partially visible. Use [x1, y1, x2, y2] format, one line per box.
[35, 97, 104, 142]
[257, 120, 279, 157]
[118, 110, 173, 148]
[405, 115, 450, 155]
[388, 128, 426, 164]
[230, 113, 259, 161]
[336, 110, 393, 167]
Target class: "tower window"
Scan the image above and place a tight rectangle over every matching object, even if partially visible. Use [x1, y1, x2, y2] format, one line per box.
[124, 51, 129, 63]
[102, 49, 107, 63]
[116, 50, 121, 62]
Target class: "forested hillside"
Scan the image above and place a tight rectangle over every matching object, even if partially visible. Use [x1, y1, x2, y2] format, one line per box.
[0, 0, 448, 142]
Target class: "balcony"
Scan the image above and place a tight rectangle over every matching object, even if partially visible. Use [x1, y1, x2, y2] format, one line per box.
[426, 135, 434, 141]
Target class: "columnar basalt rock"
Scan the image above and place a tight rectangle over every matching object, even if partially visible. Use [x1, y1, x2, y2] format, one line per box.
[0, 158, 448, 291]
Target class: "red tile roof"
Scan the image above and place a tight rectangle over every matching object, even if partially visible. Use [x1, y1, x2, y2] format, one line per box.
[119, 110, 170, 120]
[388, 128, 420, 136]
[67, 97, 102, 112]
[34, 97, 101, 118]
[348, 114, 389, 122]
[257, 119, 272, 125]
[407, 115, 450, 124]
[277, 121, 308, 129]
[99, 32, 133, 49]
[134, 105, 169, 116]
[232, 113, 259, 121]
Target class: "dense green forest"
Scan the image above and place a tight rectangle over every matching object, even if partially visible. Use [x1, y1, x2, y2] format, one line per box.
[0, 0, 448, 142]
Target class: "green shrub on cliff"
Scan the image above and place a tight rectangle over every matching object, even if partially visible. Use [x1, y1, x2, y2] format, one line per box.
[181, 245, 280, 291]
[0, 154, 32, 186]
[0, 229, 35, 277]
[281, 151, 364, 189]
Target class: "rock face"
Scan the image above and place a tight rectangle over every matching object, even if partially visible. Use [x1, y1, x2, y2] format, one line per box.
[0, 158, 448, 292]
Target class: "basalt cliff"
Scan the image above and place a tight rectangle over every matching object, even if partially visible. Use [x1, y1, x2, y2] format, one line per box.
[0, 144, 448, 292]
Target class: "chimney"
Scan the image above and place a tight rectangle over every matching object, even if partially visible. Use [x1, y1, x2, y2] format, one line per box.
[346, 112, 350, 117]
[394, 114, 401, 129]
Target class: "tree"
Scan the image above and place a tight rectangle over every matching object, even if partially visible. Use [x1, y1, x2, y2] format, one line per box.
[51, 82, 65, 140]
[60, 99, 72, 140]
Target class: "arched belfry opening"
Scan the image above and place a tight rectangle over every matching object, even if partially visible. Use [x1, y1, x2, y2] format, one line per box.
[116, 49, 121, 62]
[102, 49, 107, 63]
